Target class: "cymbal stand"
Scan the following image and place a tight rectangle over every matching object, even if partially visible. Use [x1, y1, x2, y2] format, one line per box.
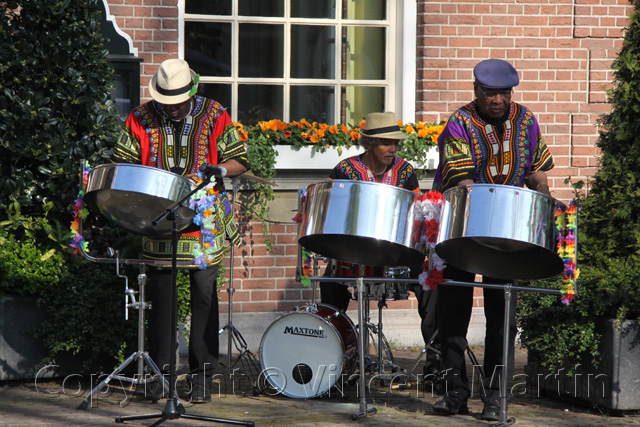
[77, 253, 171, 409]
[218, 176, 260, 395]
[114, 175, 254, 427]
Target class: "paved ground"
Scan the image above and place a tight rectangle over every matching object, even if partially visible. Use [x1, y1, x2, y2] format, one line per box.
[1, 347, 639, 427]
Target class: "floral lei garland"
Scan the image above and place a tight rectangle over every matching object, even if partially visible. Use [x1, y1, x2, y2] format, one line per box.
[69, 161, 91, 254]
[189, 172, 221, 269]
[414, 191, 447, 290]
[555, 200, 579, 305]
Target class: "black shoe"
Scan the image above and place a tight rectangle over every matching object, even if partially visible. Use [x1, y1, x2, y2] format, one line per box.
[189, 374, 211, 404]
[433, 395, 469, 416]
[482, 399, 501, 421]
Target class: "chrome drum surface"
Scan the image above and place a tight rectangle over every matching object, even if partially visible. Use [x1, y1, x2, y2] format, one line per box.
[84, 163, 195, 236]
[435, 184, 563, 280]
[298, 180, 424, 267]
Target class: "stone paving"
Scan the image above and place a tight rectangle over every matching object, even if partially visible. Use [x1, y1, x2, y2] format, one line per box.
[1, 347, 639, 426]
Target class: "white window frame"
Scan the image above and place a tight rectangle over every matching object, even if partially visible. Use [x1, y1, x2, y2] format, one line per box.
[177, 0, 415, 124]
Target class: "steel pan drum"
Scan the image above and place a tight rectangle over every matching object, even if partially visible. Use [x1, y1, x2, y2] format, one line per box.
[298, 180, 424, 267]
[84, 163, 195, 236]
[435, 184, 563, 280]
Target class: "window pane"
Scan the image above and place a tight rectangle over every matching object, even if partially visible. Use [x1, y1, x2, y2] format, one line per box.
[341, 86, 384, 125]
[290, 86, 335, 123]
[239, 0, 284, 17]
[345, 0, 385, 20]
[239, 24, 284, 78]
[185, 22, 231, 77]
[238, 85, 283, 125]
[343, 26, 385, 80]
[185, 0, 231, 15]
[197, 83, 232, 112]
[291, 0, 336, 18]
[291, 26, 335, 79]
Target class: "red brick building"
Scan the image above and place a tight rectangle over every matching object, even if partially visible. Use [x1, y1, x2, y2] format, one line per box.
[103, 0, 634, 347]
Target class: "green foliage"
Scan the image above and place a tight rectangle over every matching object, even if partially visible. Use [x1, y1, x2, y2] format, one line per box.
[0, 0, 119, 229]
[518, 1, 640, 374]
[0, 0, 134, 371]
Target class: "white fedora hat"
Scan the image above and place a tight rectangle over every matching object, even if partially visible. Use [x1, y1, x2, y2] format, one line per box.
[148, 59, 199, 104]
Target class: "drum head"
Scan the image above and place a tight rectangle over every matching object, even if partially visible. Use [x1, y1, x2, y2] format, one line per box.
[260, 311, 345, 398]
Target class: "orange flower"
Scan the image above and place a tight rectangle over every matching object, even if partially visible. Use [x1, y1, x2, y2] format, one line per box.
[258, 122, 268, 132]
[301, 131, 308, 140]
[405, 125, 416, 134]
[329, 125, 338, 134]
[291, 120, 303, 129]
[418, 128, 429, 138]
[310, 133, 319, 143]
[340, 124, 348, 134]
[359, 119, 366, 129]
[319, 123, 328, 132]
[284, 130, 292, 138]
[300, 118, 312, 127]
[417, 121, 427, 130]
[316, 128, 325, 138]
[239, 129, 248, 141]
[276, 120, 288, 131]
[350, 131, 361, 141]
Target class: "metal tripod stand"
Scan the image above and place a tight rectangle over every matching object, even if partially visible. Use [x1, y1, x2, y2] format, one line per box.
[77, 254, 171, 409]
[218, 176, 260, 395]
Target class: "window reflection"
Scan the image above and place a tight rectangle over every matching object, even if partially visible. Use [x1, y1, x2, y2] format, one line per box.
[239, 0, 284, 17]
[291, 86, 335, 123]
[238, 85, 283, 125]
[239, 24, 284, 78]
[197, 83, 232, 112]
[185, 22, 231, 77]
[291, 0, 335, 18]
[185, 0, 231, 15]
[341, 86, 384, 125]
[345, 0, 385, 20]
[291, 26, 335, 79]
[343, 26, 386, 80]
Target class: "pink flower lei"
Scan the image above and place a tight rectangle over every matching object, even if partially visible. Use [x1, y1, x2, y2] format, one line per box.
[414, 191, 447, 290]
[69, 161, 91, 254]
[555, 200, 579, 305]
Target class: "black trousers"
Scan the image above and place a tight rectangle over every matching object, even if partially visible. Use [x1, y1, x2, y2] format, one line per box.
[148, 265, 220, 376]
[320, 270, 438, 346]
[437, 266, 517, 401]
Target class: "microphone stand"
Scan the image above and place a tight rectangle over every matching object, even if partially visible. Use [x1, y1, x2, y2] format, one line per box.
[115, 173, 253, 427]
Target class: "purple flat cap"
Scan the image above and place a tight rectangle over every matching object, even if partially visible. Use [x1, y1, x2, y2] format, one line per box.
[473, 59, 519, 88]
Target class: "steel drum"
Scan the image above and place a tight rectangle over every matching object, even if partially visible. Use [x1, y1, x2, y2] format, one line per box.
[84, 163, 195, 236]
[435, 184, 563, 280]
[298, 180, 424, 267]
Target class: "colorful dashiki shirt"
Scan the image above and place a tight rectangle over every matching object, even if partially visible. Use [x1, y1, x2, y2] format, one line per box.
[111, 96, 249, 267]
[433, 101, 553, 192]
[329, 154, 420, 191]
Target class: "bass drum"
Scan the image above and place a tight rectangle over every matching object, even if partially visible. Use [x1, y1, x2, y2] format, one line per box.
[259, 304, 357, 398]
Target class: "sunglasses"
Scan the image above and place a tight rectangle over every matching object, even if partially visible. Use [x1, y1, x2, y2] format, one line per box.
[478, 86, 513, 99]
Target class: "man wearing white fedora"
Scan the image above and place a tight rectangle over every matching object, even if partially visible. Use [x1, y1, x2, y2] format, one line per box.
[111, 58, 249, 403]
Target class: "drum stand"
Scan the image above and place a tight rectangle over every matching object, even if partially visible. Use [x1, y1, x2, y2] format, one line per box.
[77, 256, 172, 409]
[218, 176, 260, 395]
[114, 176, 254, 427]
[364, 297, 404, 381]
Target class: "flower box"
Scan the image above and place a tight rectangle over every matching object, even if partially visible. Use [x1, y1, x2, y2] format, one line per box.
[274, 145, 439, 170]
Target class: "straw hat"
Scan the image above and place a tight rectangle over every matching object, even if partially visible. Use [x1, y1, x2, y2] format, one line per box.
[148, 59, 199, 105]
[360, 112, 408, 140]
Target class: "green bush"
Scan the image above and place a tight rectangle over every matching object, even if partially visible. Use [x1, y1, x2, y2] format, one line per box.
[518, 0, 640, 374]
[0, 0, 138, 372]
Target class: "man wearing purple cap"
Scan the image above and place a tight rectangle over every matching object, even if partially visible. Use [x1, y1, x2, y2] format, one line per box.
[431, 59, 554, 420]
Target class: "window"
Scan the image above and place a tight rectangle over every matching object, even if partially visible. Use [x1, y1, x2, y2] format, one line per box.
[181, 0, 412, 125]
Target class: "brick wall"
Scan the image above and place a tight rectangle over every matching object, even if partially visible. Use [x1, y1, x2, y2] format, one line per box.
[104, 0, 633, 313]
[417, 0, 633, 201]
